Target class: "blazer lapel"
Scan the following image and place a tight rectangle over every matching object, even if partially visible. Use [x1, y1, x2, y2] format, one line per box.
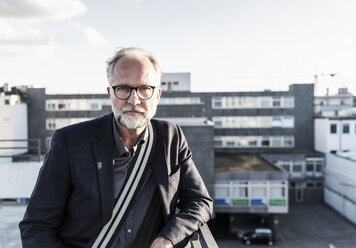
[150, 123, 170, 218]
[91, 114, 115, 226]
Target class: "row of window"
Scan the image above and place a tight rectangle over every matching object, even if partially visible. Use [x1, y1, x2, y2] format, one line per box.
[330, 123, 356, 134]
[275, 159, 324, 178]
[212, 96, 294, 109]
[158, 97, 202, 105]
[214, 136, 294, 148]
[214, 180, 288, 207]
[289, 181, 323, 189]
[46, 99, 110, 111]
[213, 116, 294, 128]
[46, 118, 89, 130]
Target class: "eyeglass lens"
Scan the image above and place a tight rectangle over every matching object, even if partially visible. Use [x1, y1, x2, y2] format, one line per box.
[114, 85, 154, 100]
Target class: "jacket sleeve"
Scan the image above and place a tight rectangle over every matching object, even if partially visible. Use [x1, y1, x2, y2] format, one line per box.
[19, 129, 71, 248]
[157, 125, 213, 247]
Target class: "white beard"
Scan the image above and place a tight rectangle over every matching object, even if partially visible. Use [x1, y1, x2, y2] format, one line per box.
[115, 105, 156, 130]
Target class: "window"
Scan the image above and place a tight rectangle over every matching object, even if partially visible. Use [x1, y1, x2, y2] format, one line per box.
[261, 137, 270, 147]
[272, 97, 281, 107]
[271, 137, 282, 147]
[212, 97, 222, 108]
[90, 103, 99, 110]
[173, 81, 178, 85]
[215, 187, 229, 198]
[272, 116, 282, 127]
[58, 103, 66, 110]
[46, 120, 56, 130]
[343, 124, 350, 134]
[281, 164, 290, 172]
[161, 82, 166, 85]
[282, 116, 294, 128]
[260, 97, 271, 108]
[214, 140, 223, 147]
[306, 162, 314, 172]
[283, 136, 294, 147]
[214, 120, 222, 127]
[4, 99, 10, 105]
[283, 97, 294, 108]
[293, 164, 302, 172]
[315, 182, 323, 188]
[306, 182, 314, 188]
[330, 124, 337, 134]
[232, 187, 248, 198]
[248, 137, 257, 147]
[270, 187, 285, 198]
[251, 187, 266, 198]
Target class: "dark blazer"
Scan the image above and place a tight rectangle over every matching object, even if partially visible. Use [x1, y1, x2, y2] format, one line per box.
[19, 113, 213, 248]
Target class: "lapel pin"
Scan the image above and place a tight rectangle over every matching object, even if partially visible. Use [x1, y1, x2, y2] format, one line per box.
[97, 162, 103, 170]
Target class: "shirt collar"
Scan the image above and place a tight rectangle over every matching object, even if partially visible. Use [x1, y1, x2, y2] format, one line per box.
[112, 117, 148, 157]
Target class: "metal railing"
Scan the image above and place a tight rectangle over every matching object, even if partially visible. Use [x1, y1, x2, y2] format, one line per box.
[191, 223, 219, 248]
[0, 139, 41, 162]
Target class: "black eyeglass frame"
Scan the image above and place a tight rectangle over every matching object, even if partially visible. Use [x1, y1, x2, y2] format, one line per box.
[110, 85, 156, 100]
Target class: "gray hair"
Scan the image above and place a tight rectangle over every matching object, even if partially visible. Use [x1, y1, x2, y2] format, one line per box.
[106, 47, 162, 85]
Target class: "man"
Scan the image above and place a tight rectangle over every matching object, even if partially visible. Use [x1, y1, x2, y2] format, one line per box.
[19, 47, 213, 248]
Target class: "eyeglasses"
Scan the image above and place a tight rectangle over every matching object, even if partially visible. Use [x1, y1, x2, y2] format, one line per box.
[111, 85, 156, 100]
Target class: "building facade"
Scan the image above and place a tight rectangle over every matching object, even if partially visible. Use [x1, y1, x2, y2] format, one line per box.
[2, 73, 322, 210]
[0, 84, 29, 161]
[315, 88, 356, 117]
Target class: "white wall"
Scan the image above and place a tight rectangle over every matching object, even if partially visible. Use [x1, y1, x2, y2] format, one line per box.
[160, 72, 191, 91]
[324, 153, 356, 225]
[315, 118, 356, 154]
[314, 118, 328, 152]
[0, 94, 28, 156]
[0, 162, 41, 198]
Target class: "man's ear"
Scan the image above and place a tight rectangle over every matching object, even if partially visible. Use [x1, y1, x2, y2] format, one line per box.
[107, 87, 111, 96]
[156, 87, 162, 100]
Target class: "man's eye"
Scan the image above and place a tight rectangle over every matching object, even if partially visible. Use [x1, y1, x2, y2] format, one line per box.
[118, 87, 130, 92]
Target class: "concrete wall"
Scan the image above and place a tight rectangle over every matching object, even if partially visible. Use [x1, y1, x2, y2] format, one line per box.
[315, 118, 356, 154]
[181, 125, 215, 198]
[324, 153, 356, 225]
[314, 118, 329, 152]
[0, 95, 28, 155]
[0, 162, 42, 198]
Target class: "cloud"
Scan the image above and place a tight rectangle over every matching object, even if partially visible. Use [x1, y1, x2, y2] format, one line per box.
[0, 20, 62, 55]
[74, 23, 108, 47]
[0, 0, 86, 21]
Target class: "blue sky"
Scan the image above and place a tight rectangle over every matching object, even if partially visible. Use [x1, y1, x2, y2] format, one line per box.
[0, 0, 355, 95]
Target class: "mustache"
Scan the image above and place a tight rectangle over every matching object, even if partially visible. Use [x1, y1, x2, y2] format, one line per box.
[121, 106, 145, 113]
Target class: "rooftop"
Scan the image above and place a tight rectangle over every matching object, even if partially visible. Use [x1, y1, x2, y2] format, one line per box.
[215, 153, 279, 173]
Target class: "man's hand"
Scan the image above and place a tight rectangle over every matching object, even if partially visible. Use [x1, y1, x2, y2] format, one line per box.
[150, 237, 173, 248]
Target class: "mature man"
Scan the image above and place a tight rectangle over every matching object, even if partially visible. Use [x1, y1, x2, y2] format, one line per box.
[19, 47, 213, 248]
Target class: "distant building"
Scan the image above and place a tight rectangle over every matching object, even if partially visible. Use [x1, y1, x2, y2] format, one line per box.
[324, 153, 356, 225]
[315, 116, 356, 159]
[314, 87, 356, 226]
[315, 88, 356, 117]
[0, 84, 29, 161]
[1, 74, 323, 214]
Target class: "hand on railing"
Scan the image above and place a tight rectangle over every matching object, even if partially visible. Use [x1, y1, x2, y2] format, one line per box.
[150, 237, 173, 248]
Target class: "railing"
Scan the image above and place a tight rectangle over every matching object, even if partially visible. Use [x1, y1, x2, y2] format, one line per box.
[191, 223, 219, 248]
[0, 139, 41, 162]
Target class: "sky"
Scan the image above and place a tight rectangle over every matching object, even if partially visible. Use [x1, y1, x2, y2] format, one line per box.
[0, 0, 355, 95]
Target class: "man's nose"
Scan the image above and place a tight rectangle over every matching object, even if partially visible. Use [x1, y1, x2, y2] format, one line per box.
[127, 89, 141, 105]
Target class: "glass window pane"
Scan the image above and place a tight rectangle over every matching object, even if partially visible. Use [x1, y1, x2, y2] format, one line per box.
[251, 187, 266, 198]
[330, 124, 337, 134]
[232, 187, 247, 198]
[270, 187, 285, 198]
[215, 187, 229, 198]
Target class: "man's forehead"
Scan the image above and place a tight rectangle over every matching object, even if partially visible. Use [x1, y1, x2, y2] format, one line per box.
[112, 56, 161, 84]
